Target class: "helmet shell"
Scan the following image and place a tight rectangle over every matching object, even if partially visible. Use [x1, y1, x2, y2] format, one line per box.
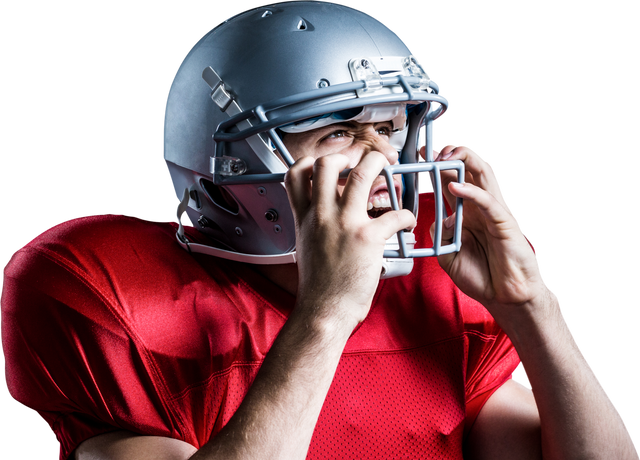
[165, 2, 416, 256]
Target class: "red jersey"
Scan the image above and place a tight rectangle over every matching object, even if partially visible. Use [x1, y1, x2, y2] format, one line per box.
[2, 194, 519, 459]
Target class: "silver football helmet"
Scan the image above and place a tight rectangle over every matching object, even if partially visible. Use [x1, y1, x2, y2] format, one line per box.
[165, 1, 463, 277]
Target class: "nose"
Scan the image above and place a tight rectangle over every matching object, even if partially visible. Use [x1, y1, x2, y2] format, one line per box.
[361, 131, 399, 167]
[375, 137, 399, 164]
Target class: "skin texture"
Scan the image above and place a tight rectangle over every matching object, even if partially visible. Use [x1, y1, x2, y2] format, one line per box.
[75, 125, 638, 460]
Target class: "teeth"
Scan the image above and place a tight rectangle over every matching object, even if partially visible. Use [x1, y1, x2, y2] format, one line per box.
[369, 195, 391, 209]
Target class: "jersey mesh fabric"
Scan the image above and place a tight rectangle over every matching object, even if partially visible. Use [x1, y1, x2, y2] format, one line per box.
[314, 342, 466, 458]
[2, 194, 520, 459]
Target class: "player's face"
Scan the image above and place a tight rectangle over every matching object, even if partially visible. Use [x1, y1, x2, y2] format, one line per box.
[282, 121, 402, 218]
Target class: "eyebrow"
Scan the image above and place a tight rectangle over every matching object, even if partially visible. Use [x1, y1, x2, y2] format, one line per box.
[294, 120, 394, 144]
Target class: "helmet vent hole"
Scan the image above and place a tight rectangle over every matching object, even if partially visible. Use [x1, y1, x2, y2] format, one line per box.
[201, 179, 239, 215]
[261, 10, 272, 18]
[297, 19, 307, 30]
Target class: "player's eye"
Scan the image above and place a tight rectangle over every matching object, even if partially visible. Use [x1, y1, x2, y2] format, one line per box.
[324, 130, 347, 140]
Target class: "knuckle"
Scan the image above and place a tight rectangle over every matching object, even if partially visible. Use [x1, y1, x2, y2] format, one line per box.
[347, 167, 368, 185]
[390, 209, 415, 230]
[372, 149, 389, 162]
[283, 170, 294, 188]
[314, 155, 331, 168]
[353, 225, 377, 245]
[285, 158, 312, 187]
[314, 154, 341, 170]
[287, 156, 312, 175]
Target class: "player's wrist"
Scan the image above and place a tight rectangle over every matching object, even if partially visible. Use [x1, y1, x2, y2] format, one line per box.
[495, 287, 565, 352]
[292, 296, 365, 339]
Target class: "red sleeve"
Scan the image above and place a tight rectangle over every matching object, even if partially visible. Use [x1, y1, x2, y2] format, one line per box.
[462, 312, 520, 438]
[1, 220, 184, 459]
[4, 248, 120, 458]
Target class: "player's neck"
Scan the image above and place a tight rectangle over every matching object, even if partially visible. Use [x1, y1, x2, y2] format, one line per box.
[254, 263, 299, 297]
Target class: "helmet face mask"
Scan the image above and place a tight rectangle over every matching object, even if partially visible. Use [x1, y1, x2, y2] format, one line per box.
[166, 1, 463, 269]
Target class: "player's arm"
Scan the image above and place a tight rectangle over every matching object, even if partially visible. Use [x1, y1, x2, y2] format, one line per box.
[77, 292, 356, 460]
[75, 291, 355, 460]
[76, 151, 415, 460]
[75, 431, 197, 459]
[433, 146, 637, 459]
[465, 380, 542, 460]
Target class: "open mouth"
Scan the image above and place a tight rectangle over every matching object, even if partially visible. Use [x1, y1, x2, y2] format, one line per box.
[367, 192, 393, 218]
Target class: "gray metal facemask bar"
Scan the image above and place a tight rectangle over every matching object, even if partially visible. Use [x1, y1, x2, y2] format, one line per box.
[211, 76, 446, 167]
[199, 159, 465, 259]
[201, 65, 463, 260]
[381, 161, 464, 257]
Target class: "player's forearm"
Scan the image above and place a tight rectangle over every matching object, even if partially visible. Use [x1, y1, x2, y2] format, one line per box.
[504, 290, 637, 460]
[191, 300, 357, 460]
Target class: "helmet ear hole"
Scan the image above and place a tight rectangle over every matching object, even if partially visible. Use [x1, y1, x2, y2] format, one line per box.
[200, 179, 240, 214]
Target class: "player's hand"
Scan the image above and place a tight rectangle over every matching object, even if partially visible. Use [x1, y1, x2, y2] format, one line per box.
[425, 146, 551, 324]
[285, 151, 416, 327]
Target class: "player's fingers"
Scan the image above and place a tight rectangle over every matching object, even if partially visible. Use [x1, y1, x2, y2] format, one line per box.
[419, 145, 459, 209]
[430, 212, 457, 243]
[374, 208, 417, 240]
[438, 146, 510, 212]
[284, 156, 315, 214]
[340, 151, 389, 215]
[311, 153, 351, 210]
[447, 181, 517, 236]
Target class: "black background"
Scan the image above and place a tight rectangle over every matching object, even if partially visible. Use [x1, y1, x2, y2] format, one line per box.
[0, 2, 638, 459]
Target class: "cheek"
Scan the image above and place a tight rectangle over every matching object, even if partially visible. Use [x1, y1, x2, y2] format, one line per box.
[282, 136, 302, 161]
[282, 137, 338, 162]
[281, 137, 308, 162]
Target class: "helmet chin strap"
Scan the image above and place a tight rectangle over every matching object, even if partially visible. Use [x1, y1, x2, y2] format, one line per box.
[175, 189, 415, 278]
[381, 233, 415, 279]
